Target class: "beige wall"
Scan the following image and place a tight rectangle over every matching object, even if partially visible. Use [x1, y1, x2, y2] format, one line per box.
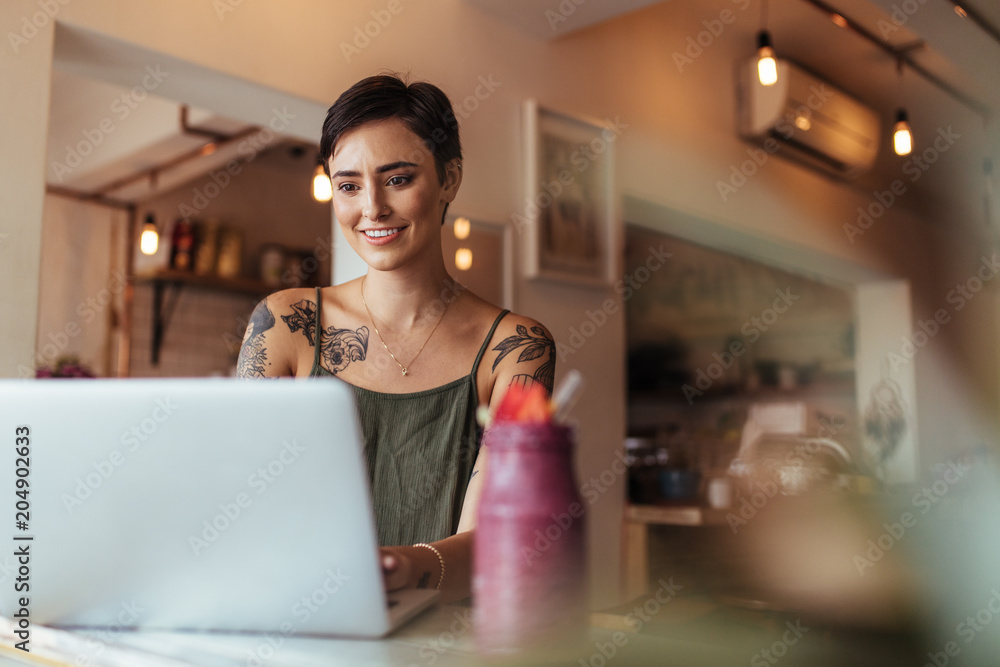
[3, 0, 997, 606]
[1, 2, 53, 377]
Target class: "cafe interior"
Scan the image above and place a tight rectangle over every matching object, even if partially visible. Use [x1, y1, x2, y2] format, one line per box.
[4, 0, 1000, 663]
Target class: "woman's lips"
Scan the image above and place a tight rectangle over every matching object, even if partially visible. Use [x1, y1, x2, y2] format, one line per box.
[361, 227, 404, 245]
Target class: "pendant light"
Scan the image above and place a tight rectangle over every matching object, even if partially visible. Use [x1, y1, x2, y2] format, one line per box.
[140, 213, 159, 255]
[892, 59, 913, 156]
[756, 0, 777, 86]
[453, 216, 471, 240]
[757, 31, 778, 86]
[312, 162, 332, 202]
[892, 109, 913, 156]
[455, 248, 472, 271]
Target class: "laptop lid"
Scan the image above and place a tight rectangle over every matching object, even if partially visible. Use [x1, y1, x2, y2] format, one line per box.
[0, 378, 424, 638]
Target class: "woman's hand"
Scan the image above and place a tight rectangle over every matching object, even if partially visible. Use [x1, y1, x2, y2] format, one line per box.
[379, 546, 413, 592]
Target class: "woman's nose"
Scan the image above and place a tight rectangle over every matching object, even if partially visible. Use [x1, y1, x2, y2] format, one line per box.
[363, 191, 388, 221]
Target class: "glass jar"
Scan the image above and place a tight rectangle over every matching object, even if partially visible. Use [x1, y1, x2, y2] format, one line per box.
[473, 421, 587, 660]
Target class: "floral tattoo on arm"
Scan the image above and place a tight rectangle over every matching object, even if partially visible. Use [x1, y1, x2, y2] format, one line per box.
[282, 299, 369, 374]
[237, 299, 275, 378]
[491, 324, 555, 392]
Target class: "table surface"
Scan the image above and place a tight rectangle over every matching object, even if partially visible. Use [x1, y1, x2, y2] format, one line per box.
[2, 596, 928, 667]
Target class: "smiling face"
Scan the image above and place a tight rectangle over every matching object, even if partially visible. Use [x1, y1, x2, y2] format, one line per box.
[329, 117, 462, 273]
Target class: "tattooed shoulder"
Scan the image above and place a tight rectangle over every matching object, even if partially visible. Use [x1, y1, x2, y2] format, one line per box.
[237, 299, 277, 379]
[281, 298, 370, 375]
[490, 319, 555, 392]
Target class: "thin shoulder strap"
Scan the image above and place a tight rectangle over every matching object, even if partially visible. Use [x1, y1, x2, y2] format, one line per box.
[312, 286, 323, 368]
[471, 309, 510, 376]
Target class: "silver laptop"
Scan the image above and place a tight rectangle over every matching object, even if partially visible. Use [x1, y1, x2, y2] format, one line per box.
[0, 378, 438, 637]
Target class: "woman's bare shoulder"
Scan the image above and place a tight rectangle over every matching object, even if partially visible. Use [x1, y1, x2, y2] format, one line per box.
[481, 307, 556, 394]
[262, 282, 358, 317]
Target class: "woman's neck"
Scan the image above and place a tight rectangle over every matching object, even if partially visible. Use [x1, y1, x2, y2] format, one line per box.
[360, 264, 459, 331]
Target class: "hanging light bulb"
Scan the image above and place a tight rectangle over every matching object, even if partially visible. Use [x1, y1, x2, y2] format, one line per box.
[140, 213, 159, 255]
[893, 109, 913, 156]
[312, 163, 332, 202]
[756, 31, 778, 86]
[453, 217, 471, 240]
[455, 248, 473, 271]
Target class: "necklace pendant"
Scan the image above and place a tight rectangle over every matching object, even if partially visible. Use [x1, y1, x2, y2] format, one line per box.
[401, 368, 408, 376]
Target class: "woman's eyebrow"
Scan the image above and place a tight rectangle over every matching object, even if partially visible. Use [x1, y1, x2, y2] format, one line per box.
[375, 161, 418, 173]
[330, 161, 418, 179]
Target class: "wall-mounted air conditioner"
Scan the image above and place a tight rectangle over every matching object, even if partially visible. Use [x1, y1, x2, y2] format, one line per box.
[736, 58, 881, 179]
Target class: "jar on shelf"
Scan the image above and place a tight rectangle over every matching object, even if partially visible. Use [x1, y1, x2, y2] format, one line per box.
[169, 218, 195, 271]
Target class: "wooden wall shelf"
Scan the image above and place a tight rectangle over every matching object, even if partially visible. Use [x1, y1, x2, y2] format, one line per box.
[136, 270, 276, 364]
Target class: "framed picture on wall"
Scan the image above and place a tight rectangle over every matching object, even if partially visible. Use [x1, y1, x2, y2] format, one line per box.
[521, 100, 618, 287]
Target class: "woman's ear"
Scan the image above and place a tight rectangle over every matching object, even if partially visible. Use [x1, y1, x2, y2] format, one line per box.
[441, 158, 463, 203]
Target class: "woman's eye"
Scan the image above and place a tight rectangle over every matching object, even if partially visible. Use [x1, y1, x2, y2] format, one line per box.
[387, 175, 411, 187]
[337, 183, 358, 193]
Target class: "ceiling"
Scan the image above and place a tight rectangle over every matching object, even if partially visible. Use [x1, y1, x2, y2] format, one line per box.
[469, 0, 1000, 236]
[46, 1, 1000, 236]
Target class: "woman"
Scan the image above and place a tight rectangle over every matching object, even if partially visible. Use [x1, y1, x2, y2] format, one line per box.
[236, 74, 555, 603]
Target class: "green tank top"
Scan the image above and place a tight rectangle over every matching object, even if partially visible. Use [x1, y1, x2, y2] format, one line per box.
[308, 287, 509, 547]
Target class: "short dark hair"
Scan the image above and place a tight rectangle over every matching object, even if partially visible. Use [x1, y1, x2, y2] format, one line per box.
[319, 74, 462, 184]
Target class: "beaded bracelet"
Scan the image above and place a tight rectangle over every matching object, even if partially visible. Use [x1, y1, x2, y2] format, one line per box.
[413, 542, 445, 590]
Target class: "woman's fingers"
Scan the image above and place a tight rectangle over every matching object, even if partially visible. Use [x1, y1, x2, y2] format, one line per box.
[379, 547, 411, 591]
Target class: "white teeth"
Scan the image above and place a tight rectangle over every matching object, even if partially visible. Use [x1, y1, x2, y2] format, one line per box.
[364, 228, 401, 238]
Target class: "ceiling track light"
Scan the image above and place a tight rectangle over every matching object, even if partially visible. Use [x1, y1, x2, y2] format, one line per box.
[796, 0, 989, 119]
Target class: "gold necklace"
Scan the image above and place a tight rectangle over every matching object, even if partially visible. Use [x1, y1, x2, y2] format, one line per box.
[360, 276, 451, 376]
